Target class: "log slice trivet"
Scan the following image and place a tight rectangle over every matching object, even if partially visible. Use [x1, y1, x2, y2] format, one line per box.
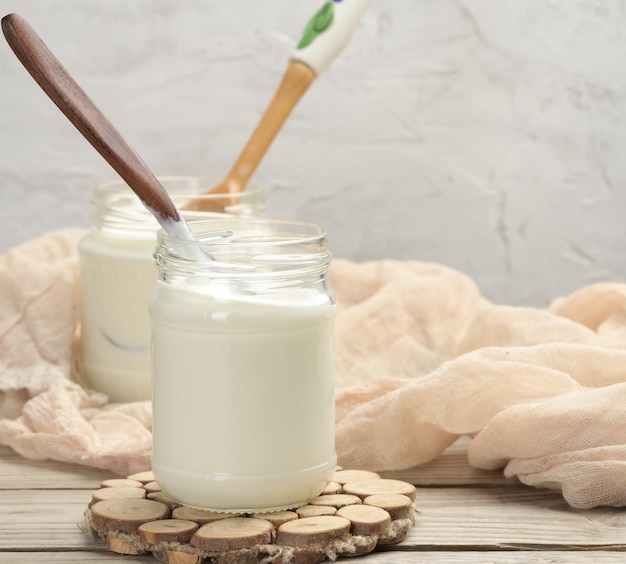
[101, 478, 144, 488]
[144, 480, 164, 494]
[153, 550, 203, 564]
[276, 516, 351, 548]
[320, 481, 342, 495]
[84, 467, 418, 562]
[342, 478, 417, 502]
[332, 469, 381, 484]
[90, 498, 170, 533]
[148, 490, 183, 510]
[296, 505, 337, 518]
[139, 519, 199, 544]
[191, 517, 275, 552]
[309, 494, 362, 508]
[90, 486, 146, 506]
[172, 506, 243, 524]
[251, 510, 299, 527]
[127, 470, 155, 483]
[363, 493, 414, 520]
[336, 505, 391, 536]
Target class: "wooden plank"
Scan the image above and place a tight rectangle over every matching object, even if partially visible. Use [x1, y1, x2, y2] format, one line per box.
[0, 445, 114, 490]
[1, 551, 626, 564]
[0, 553, 155, 563]
[348, 551, 626, 563]
[381, 435, 516, 487]
[408, 486, 626, 549]
[1, 486, 626, 553]
[0, 436, 511, 491]
[0, 489, 102, 550]
[1, 440, 624, 561]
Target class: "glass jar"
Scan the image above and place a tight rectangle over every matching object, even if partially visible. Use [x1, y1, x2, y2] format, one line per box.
[150, 218, 336, 513]
[78, 177, 264, 403]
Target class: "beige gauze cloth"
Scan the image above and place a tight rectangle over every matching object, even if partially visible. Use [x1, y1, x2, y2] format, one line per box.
[1, 229, 625, 510]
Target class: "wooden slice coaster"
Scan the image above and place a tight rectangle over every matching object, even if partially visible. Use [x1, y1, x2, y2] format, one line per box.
[376, 517, 415, 546]
[107, 535, 146, 555]
[90, 486, 146, 506]
[144, 481, 163, 494]
[85, 467, 418, 562]
[309, 494, 362, 509]
[212, 552, 272, 564]
[336, 504, 391, 536]
[342, 479, 417, 502]
[363, 494, 414, 520]
[333, 469, 381, 484]
[90, 498, 170, 534]
[280, 549, 327, 564]
[321, 481, 342, 495]
[336, 535, 378, 558]
[127, 470, 155, 483]
[148, 490, 182, 510]
[296, 504, 337, 518]
[138, 519, 199, 544]
[190, 517, 275, 552]
[276, 516, 351, 549]
[251, 510, 298, 527]
[172, 506, 243, 524]
[100, 478, 144, 488]
[153, 549, 203, 564]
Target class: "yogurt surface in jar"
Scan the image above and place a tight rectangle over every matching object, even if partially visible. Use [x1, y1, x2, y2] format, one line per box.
[150, 219, 337, 512]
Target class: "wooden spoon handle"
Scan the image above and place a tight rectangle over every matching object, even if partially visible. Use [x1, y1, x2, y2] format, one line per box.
[1, 13, 180, 223]
[220, 61, 315, 194]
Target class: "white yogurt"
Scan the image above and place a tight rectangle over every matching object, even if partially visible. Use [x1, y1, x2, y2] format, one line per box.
[79, 231, 156, 401]
[150, 219, 336, 512]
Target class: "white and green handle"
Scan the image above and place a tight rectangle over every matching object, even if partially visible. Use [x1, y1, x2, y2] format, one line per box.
[200, 0, 370, 200]
[292, 0, 370, 76]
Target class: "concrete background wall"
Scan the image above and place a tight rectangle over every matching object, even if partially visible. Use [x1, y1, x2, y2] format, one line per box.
[1, 0, 625, 306]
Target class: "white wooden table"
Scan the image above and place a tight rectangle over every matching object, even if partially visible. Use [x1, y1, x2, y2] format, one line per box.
[1, 437, 625, 563]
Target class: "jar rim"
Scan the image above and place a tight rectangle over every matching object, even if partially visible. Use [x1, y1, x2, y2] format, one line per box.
[154, 218, 332, 279]
[90, 176, 265, 236]
[158, 218, 327, 247]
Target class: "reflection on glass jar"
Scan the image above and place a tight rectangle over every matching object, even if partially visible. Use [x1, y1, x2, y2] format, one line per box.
[78, 177, 265, 402]
[150, 218, 336, 513]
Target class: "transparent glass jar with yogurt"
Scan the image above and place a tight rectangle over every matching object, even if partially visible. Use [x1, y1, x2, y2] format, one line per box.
[150, 218, 336, 513]
[78, 177, 264, 403]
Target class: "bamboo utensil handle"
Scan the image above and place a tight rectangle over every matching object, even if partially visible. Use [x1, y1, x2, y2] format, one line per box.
[216, 61, 315, 196]
[186, 0, 370, 210]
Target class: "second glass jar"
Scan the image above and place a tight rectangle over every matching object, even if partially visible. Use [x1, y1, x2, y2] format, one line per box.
[78, 177, 265, 402]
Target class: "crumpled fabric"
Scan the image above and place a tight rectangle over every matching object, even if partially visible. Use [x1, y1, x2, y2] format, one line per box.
[1, 230, 625, 508]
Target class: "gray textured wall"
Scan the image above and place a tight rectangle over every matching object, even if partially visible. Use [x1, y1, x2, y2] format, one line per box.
[1, 0, 625, 306]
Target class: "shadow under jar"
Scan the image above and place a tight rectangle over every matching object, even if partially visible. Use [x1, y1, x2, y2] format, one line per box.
[150, 218, 336, 513]
[78, 177, 265, 403]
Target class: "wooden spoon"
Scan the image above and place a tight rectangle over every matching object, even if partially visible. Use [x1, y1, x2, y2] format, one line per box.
[1, 12, 202, 249]
[184, 0, 370, 212]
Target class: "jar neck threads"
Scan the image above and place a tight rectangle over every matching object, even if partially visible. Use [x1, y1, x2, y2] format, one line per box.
[154, 219, 333, 291]
[90, 176, 265, 238]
